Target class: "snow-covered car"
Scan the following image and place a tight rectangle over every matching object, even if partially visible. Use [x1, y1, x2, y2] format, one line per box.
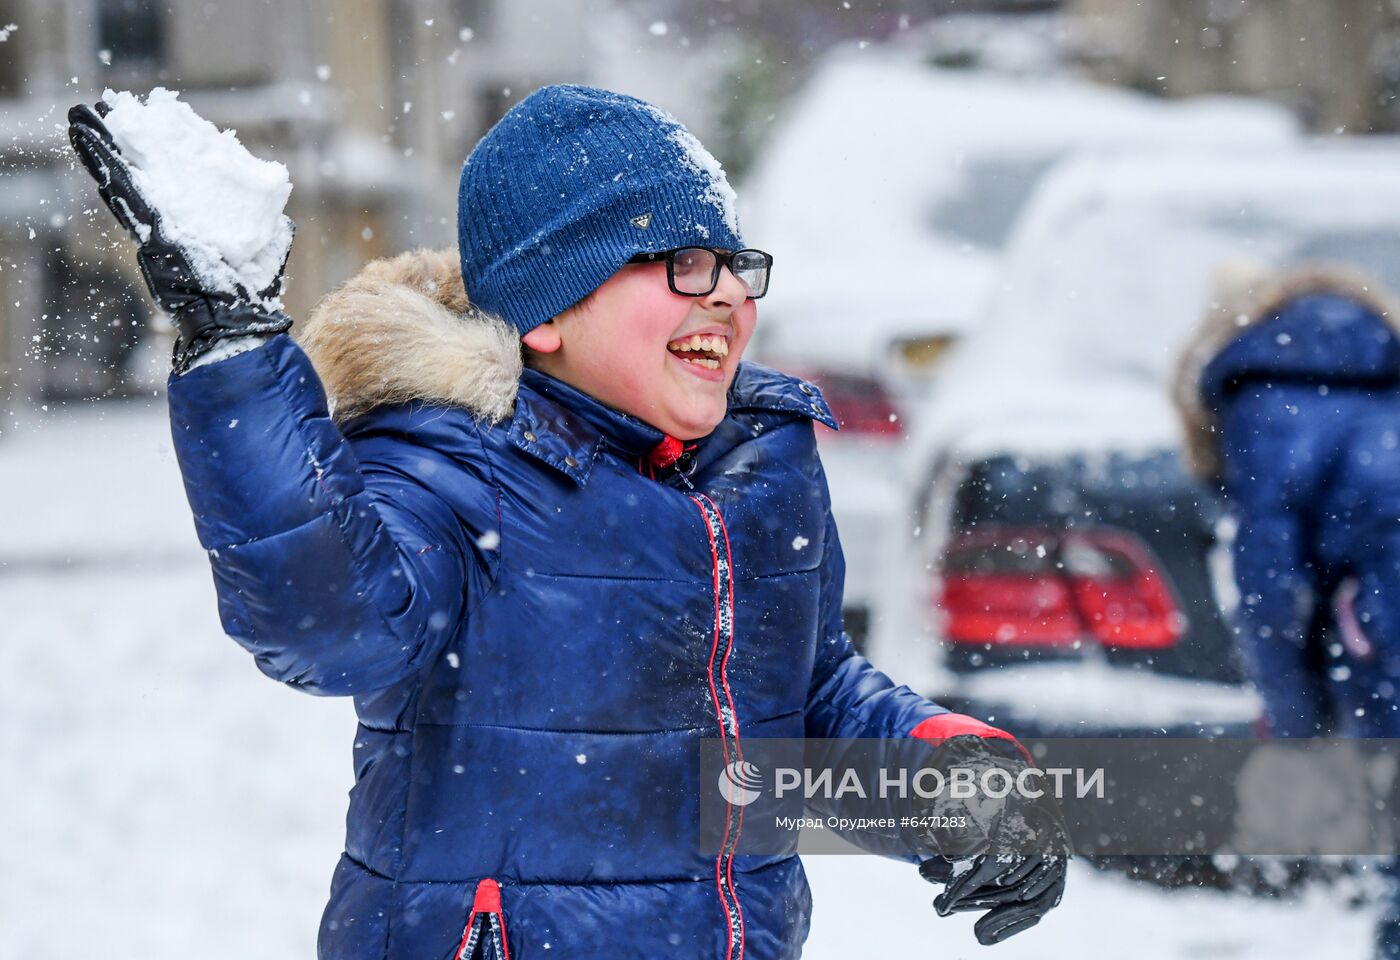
[740, 48, 1298, 642]
[868, 141, 1400, 737]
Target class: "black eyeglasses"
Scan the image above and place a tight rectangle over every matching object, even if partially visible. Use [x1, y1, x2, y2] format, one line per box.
[627, 247, 773, 299]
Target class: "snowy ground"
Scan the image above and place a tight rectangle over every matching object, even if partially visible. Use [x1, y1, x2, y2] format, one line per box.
[0, 400, 1383, 958]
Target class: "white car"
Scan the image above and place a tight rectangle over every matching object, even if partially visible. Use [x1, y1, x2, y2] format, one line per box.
[868, 141, 1400, 733]
[740, 47, 1298, 643]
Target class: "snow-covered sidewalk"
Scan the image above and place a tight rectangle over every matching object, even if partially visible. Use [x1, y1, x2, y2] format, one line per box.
[0, 402, 1381, 958]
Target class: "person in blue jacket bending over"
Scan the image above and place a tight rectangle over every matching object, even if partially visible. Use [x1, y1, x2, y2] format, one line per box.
[1176, 260, 1400, 958]
[1176, 260, 1400, 739]
[68, 85, 1067, 960]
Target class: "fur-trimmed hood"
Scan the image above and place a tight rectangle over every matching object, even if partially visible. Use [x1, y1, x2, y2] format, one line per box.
[299, 248, 523, 425]
[1172, 260, 1400, 481]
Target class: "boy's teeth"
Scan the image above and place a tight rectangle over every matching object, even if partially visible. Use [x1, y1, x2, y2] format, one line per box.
[667, 336, 729, 357]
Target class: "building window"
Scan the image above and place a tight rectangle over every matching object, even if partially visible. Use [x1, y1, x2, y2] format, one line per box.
[98, 0, 167, 68]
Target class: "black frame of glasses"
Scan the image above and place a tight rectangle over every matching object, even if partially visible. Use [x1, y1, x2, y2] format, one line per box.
[627, 246, 773, 299]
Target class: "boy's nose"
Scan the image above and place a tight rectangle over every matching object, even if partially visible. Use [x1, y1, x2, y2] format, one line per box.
[703, 265, 749, 309]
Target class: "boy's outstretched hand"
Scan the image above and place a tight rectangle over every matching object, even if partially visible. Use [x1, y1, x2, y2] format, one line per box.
[67, 101, 293, 373]
[912, 733, 1071, 946]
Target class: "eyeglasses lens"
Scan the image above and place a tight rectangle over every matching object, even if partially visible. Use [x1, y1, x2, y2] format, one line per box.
[732, 250, 769, 298]
[670, 247, 718, 295]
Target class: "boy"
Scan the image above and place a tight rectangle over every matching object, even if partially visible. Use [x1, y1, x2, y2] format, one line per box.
[68, 85, 1067, 959]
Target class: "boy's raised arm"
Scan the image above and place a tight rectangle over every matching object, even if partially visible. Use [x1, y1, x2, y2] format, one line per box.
[70, 100, 473, 696]
[169, 337, 475, 695]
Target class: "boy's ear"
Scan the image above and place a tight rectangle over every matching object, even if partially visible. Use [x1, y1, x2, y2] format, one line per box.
[521, 320, 562, 354]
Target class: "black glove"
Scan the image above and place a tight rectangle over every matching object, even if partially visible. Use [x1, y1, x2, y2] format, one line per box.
[67, 101, 293, 373]
[914, 735, 1071, 945]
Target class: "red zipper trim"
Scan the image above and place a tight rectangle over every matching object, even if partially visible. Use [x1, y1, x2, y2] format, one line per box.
[453, 877, 510, 960]
[690, 493, 747, 960]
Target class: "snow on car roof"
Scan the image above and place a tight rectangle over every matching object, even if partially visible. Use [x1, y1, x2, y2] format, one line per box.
[744, 48, 1298, 237]
[914, 141, 1400, 461]
[741, 48, 1298, 369]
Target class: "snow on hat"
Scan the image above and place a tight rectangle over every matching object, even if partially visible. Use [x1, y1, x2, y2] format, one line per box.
[457, 84, 743, 336]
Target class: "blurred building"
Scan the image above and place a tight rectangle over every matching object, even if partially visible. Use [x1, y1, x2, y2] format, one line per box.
[0, 0, 592, 409]
[1072, 0, 1400, 133]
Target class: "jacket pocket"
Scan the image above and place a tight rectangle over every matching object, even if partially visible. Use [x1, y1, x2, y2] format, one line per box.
[451, 877, 511, 960]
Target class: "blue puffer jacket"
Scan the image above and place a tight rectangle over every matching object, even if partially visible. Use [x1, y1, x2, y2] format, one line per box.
[167, 250, 958, 960]
[1185, 269, 1400, 738]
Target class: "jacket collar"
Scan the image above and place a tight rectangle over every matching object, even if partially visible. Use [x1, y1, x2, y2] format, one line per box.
[509, 368, 663, 485]
[508, 363, 838, 487]
[728, 361, 839, 429]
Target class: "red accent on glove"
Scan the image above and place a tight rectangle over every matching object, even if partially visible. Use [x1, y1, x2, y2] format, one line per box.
[909, 713, 1033, 764]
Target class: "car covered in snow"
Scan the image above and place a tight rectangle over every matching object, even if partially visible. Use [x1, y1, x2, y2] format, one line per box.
[867, 142, 1400, 737]
[739, 48, 1298, 643]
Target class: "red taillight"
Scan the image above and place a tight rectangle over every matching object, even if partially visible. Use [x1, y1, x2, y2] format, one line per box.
[942, 574, 1082, 645]
[937, 527, 1185, 650]
[789, 367, 903, 438]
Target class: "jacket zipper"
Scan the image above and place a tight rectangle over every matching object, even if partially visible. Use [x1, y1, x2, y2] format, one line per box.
[453, 877, 510, 960]
[690, 493, 747, 960]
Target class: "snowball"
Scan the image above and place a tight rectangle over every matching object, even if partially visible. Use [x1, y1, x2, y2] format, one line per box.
[0, 23, 17, 43]
[101, 87, 293, 305]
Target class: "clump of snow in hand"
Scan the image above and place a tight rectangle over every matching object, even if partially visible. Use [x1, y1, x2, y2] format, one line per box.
[644, 104, 741, 238]
[0, 23, 17, 42]
[101, 87, 293, 306]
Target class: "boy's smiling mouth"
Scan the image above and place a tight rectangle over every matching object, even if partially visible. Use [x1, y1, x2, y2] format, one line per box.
[666, 333, 730, 372]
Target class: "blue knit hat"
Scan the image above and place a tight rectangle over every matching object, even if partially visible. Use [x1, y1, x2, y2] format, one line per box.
[457, 84, 744, 336]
